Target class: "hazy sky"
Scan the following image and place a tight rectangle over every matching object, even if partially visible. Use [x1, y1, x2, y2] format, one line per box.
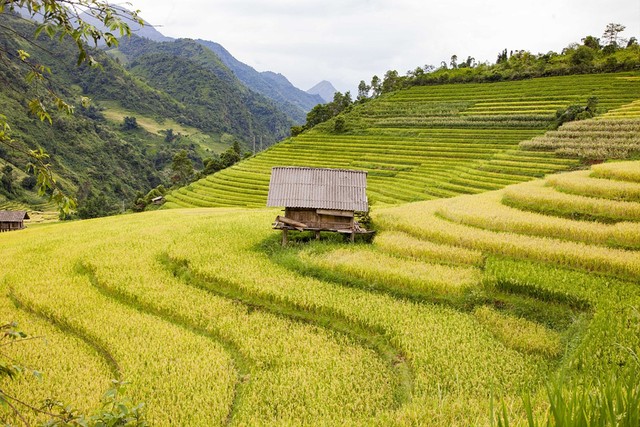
[126, 0, 640, 93]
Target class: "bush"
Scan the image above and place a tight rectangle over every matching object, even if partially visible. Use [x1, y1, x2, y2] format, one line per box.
[20, 175, 37, 190]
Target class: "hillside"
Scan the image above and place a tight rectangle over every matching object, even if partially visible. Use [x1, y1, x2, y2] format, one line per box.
[1, 158, 639, 424]
[166, 72, 640, 208]
[0, 12, 294, 216]
[0, 13, 183, 215]
[195, 39, 324, 123]
[80, 6, 321, 124]
[90, 5, 173, 43]
[112, 36, 293, 144]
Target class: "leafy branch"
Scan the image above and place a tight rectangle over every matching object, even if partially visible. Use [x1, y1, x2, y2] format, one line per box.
[0, 1, 143, 213]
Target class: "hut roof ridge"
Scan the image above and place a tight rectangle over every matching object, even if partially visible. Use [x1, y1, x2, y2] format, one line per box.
[0, 210, 30, 222]
[267, 166, 368, 212]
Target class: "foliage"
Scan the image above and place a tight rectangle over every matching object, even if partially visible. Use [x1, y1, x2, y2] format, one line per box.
[75, 191, 119, 219]
[132, 185, 166, 212]
[117, 36, 293, 145]
[170, 149, 194, 186]
[121, 116, 139, 131]
[302, 91, 353, 131]
[163, 128, 176, 143]
[200, 141, 244, 177]
[1, 165, 15, 195]
[0, 1, 143, 214]
[551, 97, 598, 129]
[20, 175, 37, 191]
[352, 23, 639, 98]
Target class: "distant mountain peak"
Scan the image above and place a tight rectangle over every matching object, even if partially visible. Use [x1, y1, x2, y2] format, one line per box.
[307, 80, 337, 103]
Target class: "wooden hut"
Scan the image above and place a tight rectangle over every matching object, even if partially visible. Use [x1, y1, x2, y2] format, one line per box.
[267, 166, 372, 244]
[0, 210, 29, 232]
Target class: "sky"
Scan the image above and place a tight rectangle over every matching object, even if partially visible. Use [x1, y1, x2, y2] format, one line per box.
[126, 0, 640, 94]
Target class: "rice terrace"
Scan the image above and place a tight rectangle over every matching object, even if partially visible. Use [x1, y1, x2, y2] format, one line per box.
[1, 1, 640, 426]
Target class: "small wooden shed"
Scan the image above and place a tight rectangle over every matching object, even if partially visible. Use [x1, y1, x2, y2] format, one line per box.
[267, 166, 372, 243]
[0, 210, 30, 232]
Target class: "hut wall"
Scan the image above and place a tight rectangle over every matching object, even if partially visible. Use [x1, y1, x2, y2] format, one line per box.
[0, 221, 23, 232]
[285, 208, 354, 230]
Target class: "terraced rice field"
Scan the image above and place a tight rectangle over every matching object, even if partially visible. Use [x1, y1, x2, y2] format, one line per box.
[166, 72, 640, 208]
[520, 101, 640, 160]
[1, 161, 639, 424]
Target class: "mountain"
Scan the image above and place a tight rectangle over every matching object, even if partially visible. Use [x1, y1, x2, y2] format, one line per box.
[0, 12, 289, 217]
[307, 80, 337, 103]
[79, 7, 321, 124]
[194, 39, 323, 123]
[113, 36, 292, 143]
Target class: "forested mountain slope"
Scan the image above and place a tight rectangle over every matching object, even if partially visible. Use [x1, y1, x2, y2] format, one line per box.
[0, 12, 293, 216]
[80, 5, 321, 124]
[113, 36, 293, 144]
[195, 39, 324, 123]
[166, 72, 640, 208]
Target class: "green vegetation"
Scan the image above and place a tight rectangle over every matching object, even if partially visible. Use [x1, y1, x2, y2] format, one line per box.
[521, 101, 640, 160]
[167, 72, 640, 208]
[2, 161, 640, 424]
[359, 24, 640, 94]
[116, 36, 292, 145]
[0, 9, 292, 218]
[1, 5, 639, 424]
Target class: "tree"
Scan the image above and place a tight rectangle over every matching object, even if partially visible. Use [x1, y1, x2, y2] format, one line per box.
[449, 54, 458, 69]
[381, 70, 401, 93]
[496, 49, 508, 64]
[0, 0, 143, 214]
[370, 75, 381, 97]
[305, 103, 331, 128]
[582, 35, 601, 50]
[164, 128, 176, 143]
[602, 23, 626, 47]
[171, 150, 194, 185]
[290, 125, 304, 137]
[570, 45, 596, 71]
[357, 80, 370, 102]
[219, 148, 241, 169]
[1, 165, 15, 194]
[231, 140, 242, 156]
[20, 175, 37, 190]
[330, 91, 352, 115]
[122, 116, 139, 131]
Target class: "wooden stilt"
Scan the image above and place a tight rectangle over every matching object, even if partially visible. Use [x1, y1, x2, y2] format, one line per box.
[350, 232, 355, 243]
[282, 229, 289, 246]
[315, 230, 321, 240]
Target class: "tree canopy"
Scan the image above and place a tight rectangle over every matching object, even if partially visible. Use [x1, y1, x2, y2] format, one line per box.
[353, 23, 638, 99]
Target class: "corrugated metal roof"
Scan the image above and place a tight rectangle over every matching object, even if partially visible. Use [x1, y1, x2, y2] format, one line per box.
[267, 167, 368, 211]
[0, 210, 29, 222]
